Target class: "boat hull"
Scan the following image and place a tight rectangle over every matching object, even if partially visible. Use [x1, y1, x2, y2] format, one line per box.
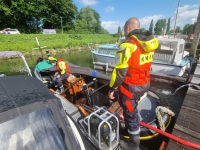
[92, 51, 187, 76]
[151, 63, 186, 76]
[92, 51, 115, 65]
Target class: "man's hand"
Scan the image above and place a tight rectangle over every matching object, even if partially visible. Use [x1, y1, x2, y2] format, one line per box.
[54, 72, 58, 76]
[108, 91, 115, 99]
[56, 75, 60, 78]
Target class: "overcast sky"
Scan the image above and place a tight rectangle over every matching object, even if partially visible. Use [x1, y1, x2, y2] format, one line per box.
[74, 0, 199, 33]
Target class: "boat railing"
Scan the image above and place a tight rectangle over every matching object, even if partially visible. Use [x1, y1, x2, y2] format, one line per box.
[0, 51, 32, 77]
[88, 43, 101, 51]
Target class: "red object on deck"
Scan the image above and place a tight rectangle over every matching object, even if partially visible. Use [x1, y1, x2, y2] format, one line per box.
[159, 141, 167, 150]
[140, 121, 200, 149]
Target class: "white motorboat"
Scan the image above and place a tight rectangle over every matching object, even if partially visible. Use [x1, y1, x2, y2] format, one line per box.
[89, 38, 193, 77]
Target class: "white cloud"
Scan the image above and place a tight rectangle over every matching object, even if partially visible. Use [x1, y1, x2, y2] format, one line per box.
[101, 21, 124, 33]
[192, 4, 199, 8]
[171, 4, 199, 29]
[102, 4, 199, 33]
[139, 15, 165, 29]
[105, 6, 115, 13]
[78, 0, 98, 6]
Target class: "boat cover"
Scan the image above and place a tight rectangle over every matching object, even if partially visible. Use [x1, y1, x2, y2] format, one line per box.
[35, 60, 54, 72]
[0, 51, 23, 57]
[36, 60, 111, 81]
[0, 76, 96, 150]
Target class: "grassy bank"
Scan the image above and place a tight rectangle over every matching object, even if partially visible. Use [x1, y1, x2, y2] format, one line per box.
[0, 34, 117, 52]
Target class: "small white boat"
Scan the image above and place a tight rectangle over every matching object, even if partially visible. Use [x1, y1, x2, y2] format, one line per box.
[89, 38, 193, 77]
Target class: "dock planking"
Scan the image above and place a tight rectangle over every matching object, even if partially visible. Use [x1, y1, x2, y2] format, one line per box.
[167, 60, 200, 150]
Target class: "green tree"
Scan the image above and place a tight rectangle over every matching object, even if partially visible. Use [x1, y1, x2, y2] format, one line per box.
[77, 6, 107, 34]
[0, 0, 77, 33]
[182, 24, 191, 34]
[118, 26, 122, 34]
[99, 28, 109, 34]
[78, 6, 97, 33]
[175, 26, 181, 33]
[73, 19, 88, 33]
[43, 0, 77, 30]
[139, 28, 146, 32]
[149, 19, 153, 33]
[154, 19, 166, 35]
[0, 0, 47, 33]
[92, 9, 102, 33]
[166, 17, 171, 33]
[182, 23, 197, 35]
[189, 25, 194, 34]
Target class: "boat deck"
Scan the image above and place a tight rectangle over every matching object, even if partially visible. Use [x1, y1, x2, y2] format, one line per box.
[166, 57, 200, 149]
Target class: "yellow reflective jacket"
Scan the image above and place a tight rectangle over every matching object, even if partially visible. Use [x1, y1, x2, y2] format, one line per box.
[56, 59, 70, 75]
[109, 30, 159, 89]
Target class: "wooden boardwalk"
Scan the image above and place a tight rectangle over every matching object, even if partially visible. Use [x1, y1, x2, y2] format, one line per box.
[167, 59, 200, 150]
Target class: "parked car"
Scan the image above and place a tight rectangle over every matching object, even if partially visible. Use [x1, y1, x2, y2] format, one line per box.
[1, 28, 20, 34]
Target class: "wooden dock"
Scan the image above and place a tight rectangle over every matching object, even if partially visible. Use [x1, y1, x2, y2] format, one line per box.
[166, 59, 200, 150]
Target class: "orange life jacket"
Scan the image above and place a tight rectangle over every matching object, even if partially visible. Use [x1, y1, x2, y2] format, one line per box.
[56, 59, 70, 75]
[123, 36, 155, 85]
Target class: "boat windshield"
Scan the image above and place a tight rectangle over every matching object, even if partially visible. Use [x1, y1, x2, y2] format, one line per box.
[153, 42, 175, 64]
[0, 108, 66, 150]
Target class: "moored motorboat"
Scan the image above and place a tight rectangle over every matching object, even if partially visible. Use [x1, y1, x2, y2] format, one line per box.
[89, 38, 193, 77]
[34, 57, 174, 149]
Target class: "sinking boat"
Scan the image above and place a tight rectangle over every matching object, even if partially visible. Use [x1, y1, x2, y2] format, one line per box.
[89, 38, 193, 76]
[33, 57, 173, 149]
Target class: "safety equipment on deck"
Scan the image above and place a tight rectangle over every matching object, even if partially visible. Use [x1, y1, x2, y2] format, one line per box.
[83, 107, 119, 150]
[140, 121, 200, 149]
[155, 106, 175, 131]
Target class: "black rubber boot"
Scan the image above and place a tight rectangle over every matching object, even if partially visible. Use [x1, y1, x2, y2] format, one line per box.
[120, 134, 140, 150]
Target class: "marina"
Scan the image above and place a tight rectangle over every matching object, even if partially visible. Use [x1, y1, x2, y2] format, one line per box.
[0, 49, 199, 149]
[1, 0, 200, 149]
[89, 38, 193, 78]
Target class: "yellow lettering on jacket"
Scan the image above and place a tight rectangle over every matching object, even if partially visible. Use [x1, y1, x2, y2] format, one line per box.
[140, 52, 154, 65]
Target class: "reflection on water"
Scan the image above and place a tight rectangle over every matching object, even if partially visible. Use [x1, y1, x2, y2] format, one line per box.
[0, 50, 188, 149]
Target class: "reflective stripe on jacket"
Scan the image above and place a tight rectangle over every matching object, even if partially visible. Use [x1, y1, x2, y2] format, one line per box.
[56, 59, 70, 75]
[109, 30, 159, 89]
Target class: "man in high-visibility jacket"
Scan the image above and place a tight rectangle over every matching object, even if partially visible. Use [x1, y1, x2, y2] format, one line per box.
[48, 57, 70, 93]
[108, 17, 159, 150]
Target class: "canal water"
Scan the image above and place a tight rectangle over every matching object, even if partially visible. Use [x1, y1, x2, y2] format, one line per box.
[0, 50, 188, 149]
